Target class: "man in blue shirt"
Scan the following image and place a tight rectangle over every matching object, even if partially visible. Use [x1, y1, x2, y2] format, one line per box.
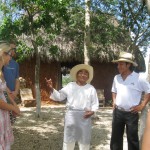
[3, 42, 20, 124]
[3, 42, 20, 100]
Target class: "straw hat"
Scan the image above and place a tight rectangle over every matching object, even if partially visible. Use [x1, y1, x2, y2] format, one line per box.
[70, 64, 93, 83]
[112, 51, 138, 67]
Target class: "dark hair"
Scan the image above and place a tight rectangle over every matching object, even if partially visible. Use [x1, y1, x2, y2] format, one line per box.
[10, 40, 17, 45]
[125, 62, 135, 71]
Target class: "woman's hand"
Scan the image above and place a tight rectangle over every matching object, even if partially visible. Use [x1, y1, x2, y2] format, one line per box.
[12, 104, 20, 116]
[8, 96, 20, 116]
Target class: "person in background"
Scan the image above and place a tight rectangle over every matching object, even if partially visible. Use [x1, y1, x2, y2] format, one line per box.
[2, 41, 20, 124]
[46, 64, 99, 150]
[141, 110, 150, 150]
[0, 43, 20, 150]
[110, 51, 150, 150]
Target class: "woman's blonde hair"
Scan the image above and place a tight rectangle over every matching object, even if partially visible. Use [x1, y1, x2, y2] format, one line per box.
[0, 43, 11, 55]
[0, 43, 11, 79]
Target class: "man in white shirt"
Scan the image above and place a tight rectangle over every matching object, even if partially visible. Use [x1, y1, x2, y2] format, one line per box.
[46, 64, 99, 150]
[110, 52, 150, 150]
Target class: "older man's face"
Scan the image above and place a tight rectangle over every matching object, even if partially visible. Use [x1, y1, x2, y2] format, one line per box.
[76, 69, 89, 84]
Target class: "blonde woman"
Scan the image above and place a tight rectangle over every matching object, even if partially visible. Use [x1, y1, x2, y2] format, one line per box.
[0, 43, 20, 150]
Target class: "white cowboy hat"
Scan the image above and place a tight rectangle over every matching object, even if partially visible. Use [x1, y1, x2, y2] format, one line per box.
[70, 64, 93, 83]
[112, 51, 138, 67]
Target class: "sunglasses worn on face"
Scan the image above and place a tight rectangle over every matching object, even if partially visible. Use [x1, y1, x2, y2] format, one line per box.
[4, 51, 12, 57]
[11, 48, 16, 51]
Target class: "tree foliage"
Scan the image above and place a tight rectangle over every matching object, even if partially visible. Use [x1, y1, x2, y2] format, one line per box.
[63, 0, 150, 58]
[0, 0, 73, 117]
[0, 0, 149, 57]
[108, 0, 150, 53]
[0, 0, 71, 56]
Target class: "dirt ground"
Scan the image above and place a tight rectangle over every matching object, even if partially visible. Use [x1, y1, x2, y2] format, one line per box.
[11, 105, 128, 150]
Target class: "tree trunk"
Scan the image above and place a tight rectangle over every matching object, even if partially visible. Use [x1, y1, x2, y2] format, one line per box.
[84, 0, 90, 65]
[35, 46, 41, 118]
[148, 53, 150, 81]
[32, 39, 41, 118]
[147, 0, 150, 14]
[142, 0, 150, 14]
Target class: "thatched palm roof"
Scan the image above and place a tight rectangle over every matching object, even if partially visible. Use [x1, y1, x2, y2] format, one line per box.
[48, 34, 146, 72]
[18, 12, 146, 72]
[18, 32, 145, 73]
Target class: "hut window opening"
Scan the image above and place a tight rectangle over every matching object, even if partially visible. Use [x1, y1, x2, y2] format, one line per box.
[61, 66, 71, 87]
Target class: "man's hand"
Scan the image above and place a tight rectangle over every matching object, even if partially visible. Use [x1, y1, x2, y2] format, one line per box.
[11, 91, 18, 99]
[84, 111, 94, 118]
[131, 103, 145, 113]
[45, 78, 53, 93]
[112, 103, 116, 110]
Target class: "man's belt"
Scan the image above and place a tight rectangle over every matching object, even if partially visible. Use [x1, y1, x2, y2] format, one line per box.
[115, 105, 131, 112]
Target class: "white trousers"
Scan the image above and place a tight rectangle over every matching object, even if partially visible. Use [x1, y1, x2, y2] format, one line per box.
[63, 142, 90, 150]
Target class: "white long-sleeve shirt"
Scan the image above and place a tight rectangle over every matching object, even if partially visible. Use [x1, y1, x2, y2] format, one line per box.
[50, 82, 99, 111]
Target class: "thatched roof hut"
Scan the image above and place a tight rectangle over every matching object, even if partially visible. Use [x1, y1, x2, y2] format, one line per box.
[18, 33, 146, 106]
[17, 13, 146, 105]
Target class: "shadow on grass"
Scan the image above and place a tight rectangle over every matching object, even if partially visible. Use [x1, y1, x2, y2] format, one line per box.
[12, 107, 112, 150]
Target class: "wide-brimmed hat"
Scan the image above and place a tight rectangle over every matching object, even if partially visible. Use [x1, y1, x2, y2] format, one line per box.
[112, 51, 138, 67]
[70, 64, 93, 83]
